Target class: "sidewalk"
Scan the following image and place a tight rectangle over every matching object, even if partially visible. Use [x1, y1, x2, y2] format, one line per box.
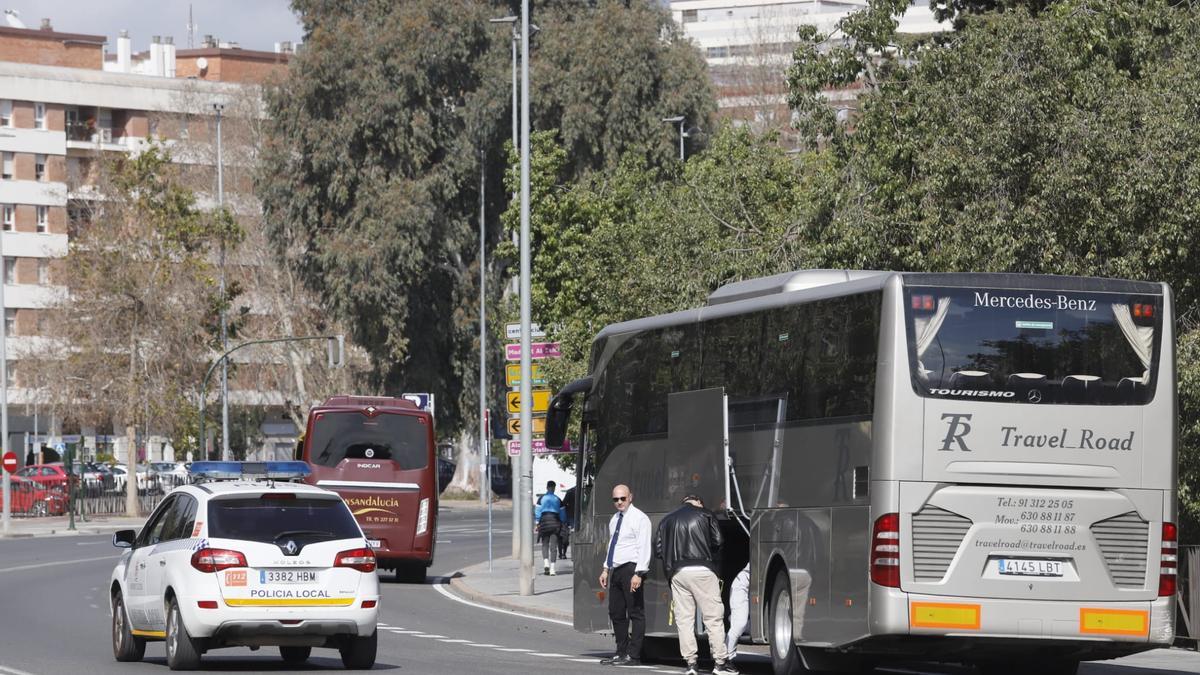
[448, 554, 574, 623]
[0, 514, 146, 539]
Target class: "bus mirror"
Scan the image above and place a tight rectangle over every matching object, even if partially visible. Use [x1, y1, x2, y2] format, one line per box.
[545, 377, 593, 450]
[294, 439, 303, 461]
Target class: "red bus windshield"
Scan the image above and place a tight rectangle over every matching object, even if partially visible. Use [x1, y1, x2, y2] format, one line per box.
[308, 412, 429, 469]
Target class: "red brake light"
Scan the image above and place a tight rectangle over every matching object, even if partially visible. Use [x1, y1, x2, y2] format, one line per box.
[1133, 303, 1154, 319]
[190, 548, 247, 573]
[362, 599, 377, 609]
[260, 493, 296, 500]
[197, 600, 218, 609]
[1159, 522, 1177, 597]
[911, 295, 935, 312]
[335, 547, 377, 573]
[870, 513, 901, 588]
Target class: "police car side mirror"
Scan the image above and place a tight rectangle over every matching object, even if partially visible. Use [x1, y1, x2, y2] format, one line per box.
[113, 529, 136, 549]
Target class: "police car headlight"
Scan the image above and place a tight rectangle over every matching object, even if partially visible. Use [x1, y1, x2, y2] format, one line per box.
[416, 497, 430, 536]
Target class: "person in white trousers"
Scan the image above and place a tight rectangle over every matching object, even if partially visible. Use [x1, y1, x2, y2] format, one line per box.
[725, 563, 751, 661]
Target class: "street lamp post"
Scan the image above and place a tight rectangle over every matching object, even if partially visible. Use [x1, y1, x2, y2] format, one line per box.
[663, 115, 687, 161]
[212, 102, 229, 461]
[0, 130, 13, 534]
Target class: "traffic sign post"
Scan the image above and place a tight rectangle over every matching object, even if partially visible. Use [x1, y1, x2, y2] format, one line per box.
[506, 322, 545, 340]
[1, 450, 12, 534]
[506, 389, 550, 414]
[505, 363, 546, 388]
[505, 342, 561, 361]
[506, 415, 545, 436]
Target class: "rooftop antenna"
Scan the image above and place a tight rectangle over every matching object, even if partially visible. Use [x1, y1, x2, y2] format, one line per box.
[187, 4, 195, 49]
[4, 10, 26, 29]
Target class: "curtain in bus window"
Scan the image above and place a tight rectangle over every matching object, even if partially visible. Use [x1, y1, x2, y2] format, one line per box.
[1111, 303, 1154, 382]
[913, 297, 950, 378]
[309, 413, 429, 469]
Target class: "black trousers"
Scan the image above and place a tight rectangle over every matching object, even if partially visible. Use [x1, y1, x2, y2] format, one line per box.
[608, 563, 645, 659]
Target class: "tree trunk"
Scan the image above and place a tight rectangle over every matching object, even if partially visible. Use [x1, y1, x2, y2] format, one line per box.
[125, 425, 139, 518]
[448, 432, 479, 493]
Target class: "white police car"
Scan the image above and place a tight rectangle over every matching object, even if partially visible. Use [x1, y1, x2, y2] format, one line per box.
[108, 461, 380, 670]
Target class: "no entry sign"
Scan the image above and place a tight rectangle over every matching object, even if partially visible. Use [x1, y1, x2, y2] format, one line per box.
[2, 451, 15, 473]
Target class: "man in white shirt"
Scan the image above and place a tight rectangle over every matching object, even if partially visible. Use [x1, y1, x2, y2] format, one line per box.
[598, 484, 651, 666]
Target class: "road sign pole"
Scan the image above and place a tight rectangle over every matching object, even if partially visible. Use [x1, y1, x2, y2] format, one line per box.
[518, 0, 535, 597]
[1, 452, 11, 534]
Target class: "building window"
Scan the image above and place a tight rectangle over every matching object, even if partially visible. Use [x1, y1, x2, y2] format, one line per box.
[1, 205, 11, 231]
[36, 206, 48, 233]
[37, 258, 48, 285]
[682, 9, 698, 22]
[1, 153, 11, 180]
[4, 308, 14, 335]
[706, 46, 729, 59]
[0, 100, 10, 127]
[35, 154, 46, 181]
[4, 257, 14, 285]
[34, 103, 46, 130]
[5, 360, 13, 387]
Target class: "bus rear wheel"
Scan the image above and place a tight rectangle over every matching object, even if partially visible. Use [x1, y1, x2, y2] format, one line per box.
[769, 569, 806, 675]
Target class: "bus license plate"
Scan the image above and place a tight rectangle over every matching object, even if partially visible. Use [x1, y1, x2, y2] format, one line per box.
[260, 569, 318, 584]
[998, 559, 1063, 577]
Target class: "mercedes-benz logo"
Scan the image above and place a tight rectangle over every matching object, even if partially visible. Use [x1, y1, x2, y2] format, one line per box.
[284, 540, 298, 555]
[1028, 390, 1043, 403]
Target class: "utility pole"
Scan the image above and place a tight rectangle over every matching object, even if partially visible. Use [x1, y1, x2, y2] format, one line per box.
[518, 0, 535, 597]
[213, 102, 229, 461]
[1, 223, 8, 534]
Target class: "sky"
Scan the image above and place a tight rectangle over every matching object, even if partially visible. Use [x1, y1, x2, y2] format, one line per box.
[2, 0, 305, 53]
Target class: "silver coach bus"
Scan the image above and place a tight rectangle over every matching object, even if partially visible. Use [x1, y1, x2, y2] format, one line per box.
[545, 270, 1176, 675]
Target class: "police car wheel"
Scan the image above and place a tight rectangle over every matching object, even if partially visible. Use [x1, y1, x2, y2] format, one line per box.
[111, 593, 145, 662]
[279, 645, 312, 665]
[166, 598, 202, 671]
[339, 631, 377, 670]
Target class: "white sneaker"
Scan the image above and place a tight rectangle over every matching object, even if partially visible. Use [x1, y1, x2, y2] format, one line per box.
[549, 565, 557, 576]
[543, 558, 550, 575]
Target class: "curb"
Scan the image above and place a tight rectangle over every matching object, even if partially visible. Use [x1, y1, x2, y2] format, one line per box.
[447, 571, 573, 624]
[0, 519, 146, 539]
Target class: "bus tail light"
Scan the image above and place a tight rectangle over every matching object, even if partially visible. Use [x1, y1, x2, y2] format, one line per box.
[416, 497, 430, 536]
[335, 547, 377, 573]
[1159, 522, 1177, 597]
[870, 513, 901, 588]
[191, 548, 247, 573]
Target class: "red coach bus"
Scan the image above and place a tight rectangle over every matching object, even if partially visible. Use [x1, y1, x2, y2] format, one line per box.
[297, 396, 438, 583]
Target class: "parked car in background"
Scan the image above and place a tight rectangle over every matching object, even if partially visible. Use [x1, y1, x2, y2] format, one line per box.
[109, 465, 152, 494]
[150, 461, 189, 489]
[11, 464, 69, 489]
[7, 475, 66, 516]
[437, 457, 455, 493]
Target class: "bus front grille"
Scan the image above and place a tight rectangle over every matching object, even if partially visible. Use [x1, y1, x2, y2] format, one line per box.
[911, 506, 972, 582]
[1091, 512, 1149, 588]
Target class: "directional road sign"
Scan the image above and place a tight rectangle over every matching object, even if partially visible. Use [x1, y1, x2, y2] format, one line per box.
[505, 363, 546, 388]
[507, 415, 546, 436]
[2, 452, 15, 473]
[506, 389, 551, 414]
[505, 342, 561, 361]
[507, 439, 548, 455]
[505, 323, 546, 340]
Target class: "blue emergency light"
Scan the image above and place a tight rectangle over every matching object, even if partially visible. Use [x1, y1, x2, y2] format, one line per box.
[188, 461, 311, 482]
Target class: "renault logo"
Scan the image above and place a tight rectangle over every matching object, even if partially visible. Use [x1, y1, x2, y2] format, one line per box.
[284, 540, 298, 555]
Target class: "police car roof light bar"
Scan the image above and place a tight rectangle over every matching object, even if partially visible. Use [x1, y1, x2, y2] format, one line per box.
[189, 461, 311, 482]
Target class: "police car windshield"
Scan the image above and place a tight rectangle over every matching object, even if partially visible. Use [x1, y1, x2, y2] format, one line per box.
[309, 411, 429, 469]
[905, 286, 1161, 405]
[207, 496, 361, 544]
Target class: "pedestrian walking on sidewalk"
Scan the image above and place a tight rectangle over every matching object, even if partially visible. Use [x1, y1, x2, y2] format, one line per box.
[599, 484, 651, 667]
[535, 480, 566, 575]
[654, 495, 737, 675]
[725, 563, 750, 664]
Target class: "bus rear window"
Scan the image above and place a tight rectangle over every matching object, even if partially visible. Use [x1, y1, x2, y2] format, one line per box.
[308, 411, 430, 469]
[207, 496, 362, 543]
[905, 287, 1160, 405]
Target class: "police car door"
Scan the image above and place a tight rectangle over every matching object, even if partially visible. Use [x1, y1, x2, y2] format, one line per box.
[126, 496, 176, 629]
[142, 495, 199, 629]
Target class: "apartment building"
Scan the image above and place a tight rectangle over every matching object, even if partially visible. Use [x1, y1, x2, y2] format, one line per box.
[0, 21, 291, 462]
[669, 0, 945, 142]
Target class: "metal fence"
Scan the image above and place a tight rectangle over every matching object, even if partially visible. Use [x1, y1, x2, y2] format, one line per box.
[1179, 545, 1199, 648]
[7, 473, 190, 519]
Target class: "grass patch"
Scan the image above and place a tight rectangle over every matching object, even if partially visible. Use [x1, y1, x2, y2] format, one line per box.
[440, 488, 480, 501]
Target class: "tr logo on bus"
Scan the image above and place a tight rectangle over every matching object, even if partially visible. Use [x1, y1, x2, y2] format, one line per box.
[939, 413, 973, 452]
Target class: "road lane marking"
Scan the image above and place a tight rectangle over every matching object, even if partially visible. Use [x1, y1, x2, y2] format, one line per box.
[387, 630, 425, 634]
[437, 639, 474, 643]
[432, 580, 573, 627]
[532, 653, 572, 657]
[0, 554, 118, 575]
[468, 644, 503, 648]
[568, 658, 598, 663]
[0, 665, 37, 675]
[493, 647, 533, 652]
[416, 634, 448, 639]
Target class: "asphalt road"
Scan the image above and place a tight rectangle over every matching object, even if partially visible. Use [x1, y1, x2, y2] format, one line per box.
[0, 503, 1196, 675]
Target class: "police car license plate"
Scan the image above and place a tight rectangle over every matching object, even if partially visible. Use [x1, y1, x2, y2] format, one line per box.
[998, 558, 1063, 577]
[260, 569, 318, 584]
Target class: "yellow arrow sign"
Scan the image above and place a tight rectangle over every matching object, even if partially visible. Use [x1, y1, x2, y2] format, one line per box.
[506, 389, 551, 414]
[507, 415, 546, 435]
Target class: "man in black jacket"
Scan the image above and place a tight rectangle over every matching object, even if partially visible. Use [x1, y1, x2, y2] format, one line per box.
[654, 495, 737, 675]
